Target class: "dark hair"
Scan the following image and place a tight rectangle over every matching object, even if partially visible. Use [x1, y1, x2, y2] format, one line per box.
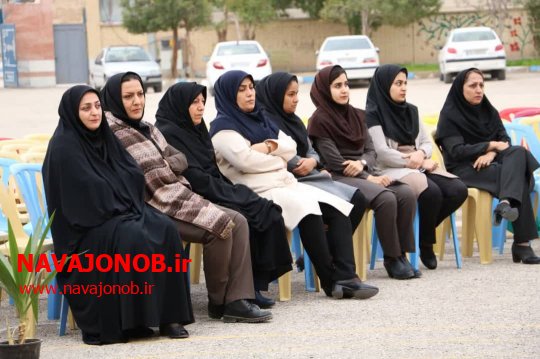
[329, 66, 347, 84]
[463, 68, 484, 83]
[121, 73, 143, 84]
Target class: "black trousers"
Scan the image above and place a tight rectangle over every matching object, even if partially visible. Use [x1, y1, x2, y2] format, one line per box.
[455, 146, 539, 242]
[417, 174, 468, 247]
[297, 203, 357, 291]
[349, 190, 368, 234]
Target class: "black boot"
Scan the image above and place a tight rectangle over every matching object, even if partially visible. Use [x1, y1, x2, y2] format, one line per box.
[208, 301, 225, 319]
[401, 254, 422, 278]
[383, 256, 414, 279]
[159, 323, 189, 339]
[420, 245, 437, 270]
[512, 242, 540, 264]
[223, 299, 273, 323]
[250, 290, 275, 309]
[331, 277, 379, 299]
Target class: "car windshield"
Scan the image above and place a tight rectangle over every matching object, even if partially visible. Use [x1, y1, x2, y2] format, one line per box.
[452, 31, 496, 42]
[323, 38, 371, 51]
[105, 48, 151, 62]
[217, 44, 261, 56]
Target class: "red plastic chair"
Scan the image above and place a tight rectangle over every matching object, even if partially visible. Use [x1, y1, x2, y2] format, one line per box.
[499, 107, 540, 122]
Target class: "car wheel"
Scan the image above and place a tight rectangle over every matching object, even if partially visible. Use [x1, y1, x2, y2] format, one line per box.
[443, 73, 453, 84]
[153, 83, 163, 92]
[439, 73, 444, 81]
[497, 70, 506, 81]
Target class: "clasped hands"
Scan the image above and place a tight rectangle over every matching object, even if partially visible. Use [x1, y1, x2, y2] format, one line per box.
[402, 150, 438, 172]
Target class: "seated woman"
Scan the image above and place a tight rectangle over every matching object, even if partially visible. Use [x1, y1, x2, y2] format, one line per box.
[308, 65, 418, 280]
[209, 70, 378, 299]
[365, 65, 468, 270]
[255, 72, 367, 234]
[101, 72, 272, 323]
[43, 85, 193, 345]
[154, 82, 292, 307]
[436, 68, 540, 264]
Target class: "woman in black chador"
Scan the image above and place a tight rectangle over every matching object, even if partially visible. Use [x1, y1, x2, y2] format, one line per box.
[155, 82, 292, 307]
[436, 68, 540, 264]
[43, 85, 193, 345]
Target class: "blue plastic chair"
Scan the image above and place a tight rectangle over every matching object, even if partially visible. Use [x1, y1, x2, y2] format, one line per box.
[291, 227, 317, 292]
[0, 158, 18, 234]
[10, 163, 61, 320]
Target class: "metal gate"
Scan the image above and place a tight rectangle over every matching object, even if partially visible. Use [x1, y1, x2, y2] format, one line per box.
[53, 24, 88, 84]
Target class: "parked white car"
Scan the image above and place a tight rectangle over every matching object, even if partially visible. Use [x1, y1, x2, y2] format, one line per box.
[438, 27, 506, 83]
[316, 35, 379, 81]
[205, 40, 272, 96]
[90, 46, 162, 92]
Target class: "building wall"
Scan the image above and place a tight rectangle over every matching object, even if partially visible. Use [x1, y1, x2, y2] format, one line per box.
[4, 0, 55, 87]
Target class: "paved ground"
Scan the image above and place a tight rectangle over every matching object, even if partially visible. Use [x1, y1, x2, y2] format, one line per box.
[1, 71, 540, 358]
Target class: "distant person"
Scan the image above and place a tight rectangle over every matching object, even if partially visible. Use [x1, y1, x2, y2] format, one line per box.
[209, 70, 379, 299]
[308, 65, 419, 280]
[154, 82, 292, 308]
[101, 72, 272, 322]
[255, 72, 368, 235]
[436, 68, 540, 264]
[365, 65, 467, 270]
[43, 85, 193, 345]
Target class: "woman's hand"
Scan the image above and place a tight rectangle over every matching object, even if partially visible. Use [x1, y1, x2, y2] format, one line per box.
[251, 140, 277, 154]
[421, 159, 438, 172]
[473, 151, 496, 170]
[342, 160, 364, 177]
[320, 169, 332, 177]
[403, 150, 425, 169]
[367, 175, 393, 187]
[292, 157, 317, 177]
[488, 141, 509, 152]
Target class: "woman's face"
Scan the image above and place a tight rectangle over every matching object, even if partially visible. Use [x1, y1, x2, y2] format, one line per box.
[121, 79, 145, 120]
[189, 93, 205, 125]
[462, 72, 484, 105]
[236, 77, 256, 112]
[389, 71, 407, 103]
[78, 91, 102, 131]
[282, 80, 299, 114]
[330, 73, 349, 105]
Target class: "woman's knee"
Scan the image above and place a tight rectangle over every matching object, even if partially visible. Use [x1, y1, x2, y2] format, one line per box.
[372, 191, 397, 213]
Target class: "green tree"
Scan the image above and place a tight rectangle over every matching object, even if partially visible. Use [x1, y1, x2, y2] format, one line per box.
[230, 0, 277, 39]
[210, 0, 232, 42]
[121, 0, 211, 78]
[320, 0, 441, 36]
[524, 0, 540, 54]
[295, 0, 326, 18]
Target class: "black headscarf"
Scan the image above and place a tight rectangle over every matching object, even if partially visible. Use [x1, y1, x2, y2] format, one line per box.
[208, 70, 279, 142]
[155, 82, 220, 178]
[256, 72, 310, 157]
[101, 71, 151, 137]
[365, 64, 419, 145]
[308, 65, 368, 154]
[43, 85, 146, 255]
[436, 68, 507, 144]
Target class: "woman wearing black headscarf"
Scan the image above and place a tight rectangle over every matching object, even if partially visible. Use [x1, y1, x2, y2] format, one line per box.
[366, 65, 468, 270]
[101, 72, 272, 323]
[255, 72, 368, 233]
[209, 70, 378, 300]
[436, 68, 540, 264]
[308, 65, 418, 280]
[154, 82, 292, 308]
[43, 85, 193, 345]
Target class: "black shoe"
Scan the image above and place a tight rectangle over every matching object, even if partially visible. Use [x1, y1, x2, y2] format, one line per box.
[331, 278, 379, 299]
[223, 299, 273, 323]
[512, 243, 540, 264]
[384, 257, 415, 279]
[123, 326, 154, 339]
[251, 290, 275, 309]
[401, 255, 422, 278]
[295, 255, 305, 272]
[420, 246, 438, 270]
[494, 201, 519, 225]
[159, 323, 189, 339]
[208, 301, 225, 319]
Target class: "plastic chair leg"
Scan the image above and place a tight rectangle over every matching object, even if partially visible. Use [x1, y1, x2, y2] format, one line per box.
[47, 252, 61, 320]
[58, 295, 69, 336]
[450, 213, 462, 269]
[277, 230, 293, 301]
[408, 210, 420, 271]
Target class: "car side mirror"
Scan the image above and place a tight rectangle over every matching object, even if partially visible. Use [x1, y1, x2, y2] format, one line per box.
[155, 58, 161, 64]
[202, 55, 210, 62]
[375, 47, 380, 53]
[436, 45, 443, 50]
[95, 58, 102, 65]
[315, 50, 319, 56]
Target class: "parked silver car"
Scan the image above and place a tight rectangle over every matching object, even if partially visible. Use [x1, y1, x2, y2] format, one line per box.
[89, 46, 162, 92]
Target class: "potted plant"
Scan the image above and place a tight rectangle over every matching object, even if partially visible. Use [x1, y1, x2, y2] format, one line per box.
[0, 215, 55, 359]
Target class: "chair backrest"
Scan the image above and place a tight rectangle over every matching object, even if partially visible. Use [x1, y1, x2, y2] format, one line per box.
[429, 129, 449, 171]
[23, 133, 52, 143]
[9, 163, 48, 234]
[503, 122, 540, 162]
[0, 183, 28, 242]
[0, 158, 18, 232]
[499, 107, 540, 121]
